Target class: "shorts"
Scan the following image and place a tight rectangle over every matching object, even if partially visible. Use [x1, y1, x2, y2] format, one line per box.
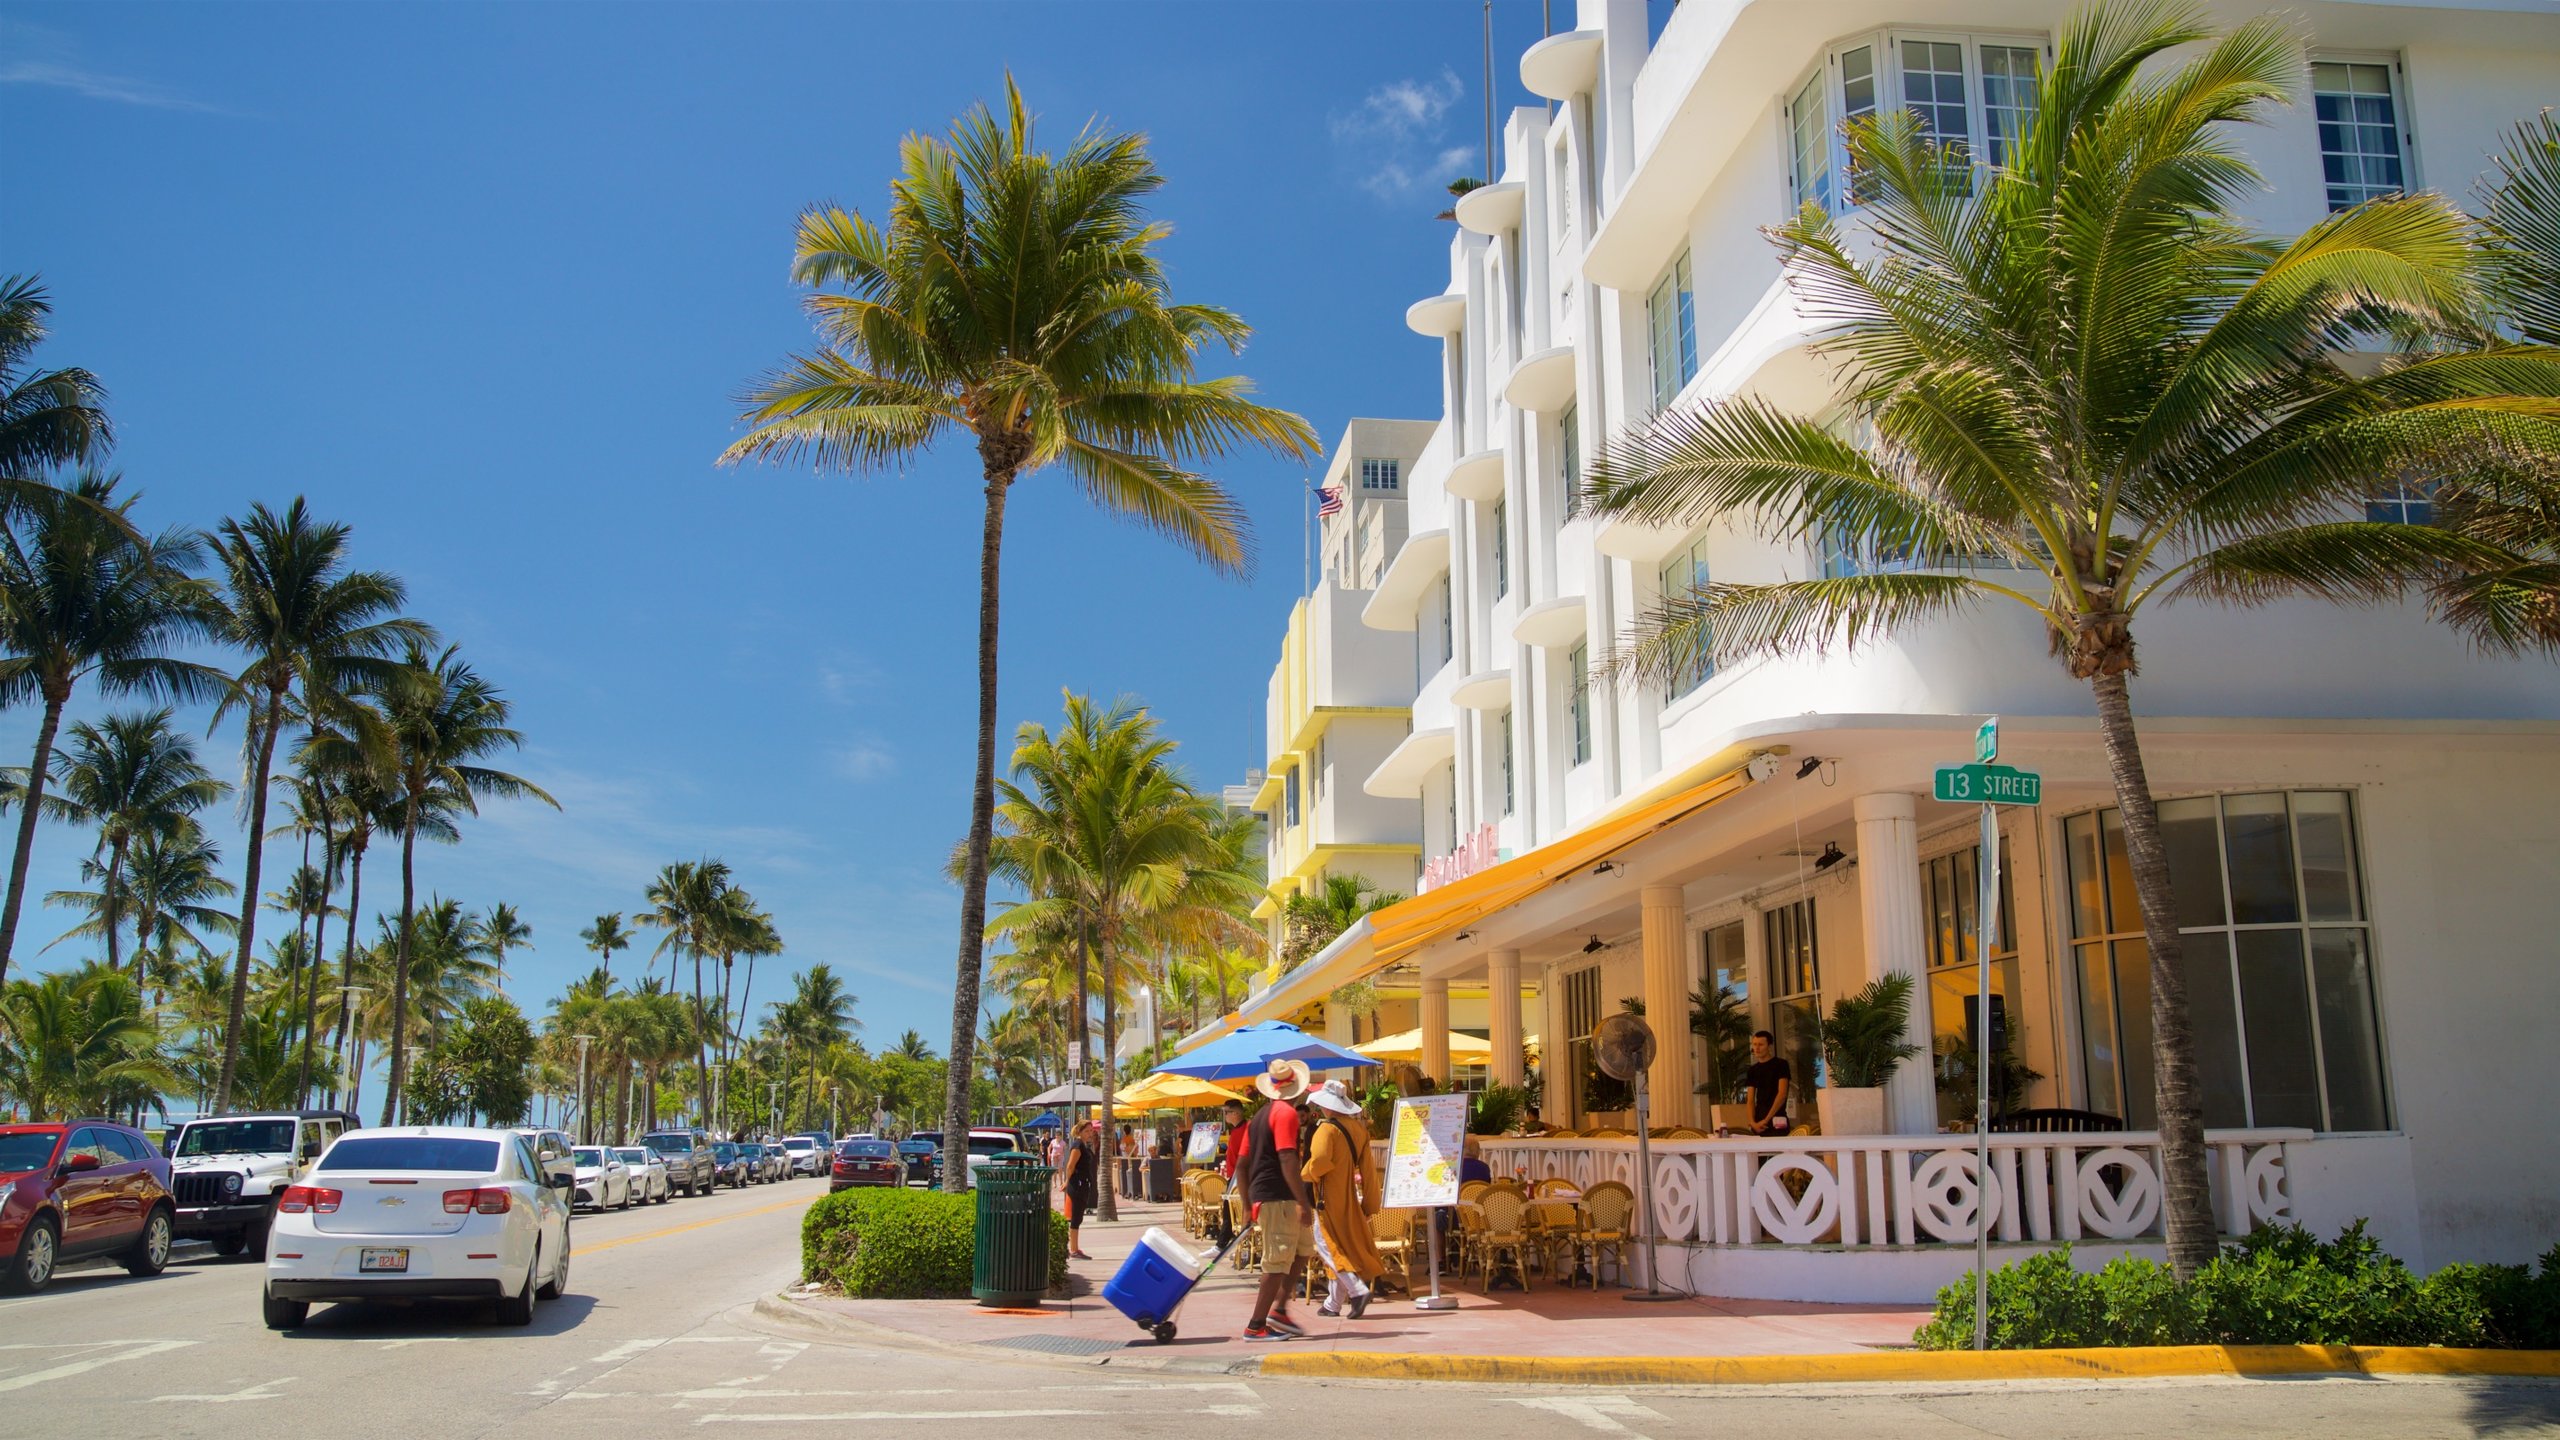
[1254, 1200, 1307, 1273]
[1066, 1191, 1093, 1227]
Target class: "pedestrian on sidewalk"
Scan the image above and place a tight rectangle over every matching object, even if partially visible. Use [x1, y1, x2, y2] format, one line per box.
[1303, 1079, 1382, 1319]
[1061, 1113, 1099, 1260]
[1240, 1059, 1316, 1342]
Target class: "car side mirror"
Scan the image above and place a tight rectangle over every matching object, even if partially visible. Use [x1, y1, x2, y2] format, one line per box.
[301, 1144, 322, 1160]
[59, 1153, 101, 1175]
[549, 1171, 574, 1190]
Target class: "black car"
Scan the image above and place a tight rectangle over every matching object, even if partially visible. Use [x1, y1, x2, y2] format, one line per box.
[896, 1136, 939, 1186]
[830, 1138, 901, 1191]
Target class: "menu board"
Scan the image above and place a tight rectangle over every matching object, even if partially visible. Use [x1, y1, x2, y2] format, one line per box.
[1382, 1093, 1468, 1209]
[1184, 1121, 1223, 1165]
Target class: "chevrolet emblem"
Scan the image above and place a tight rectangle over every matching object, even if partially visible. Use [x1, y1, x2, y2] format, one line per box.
[379, 1196, 405, 1206]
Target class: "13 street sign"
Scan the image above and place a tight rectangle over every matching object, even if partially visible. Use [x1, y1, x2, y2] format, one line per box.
[1976, 716, 1999, 764]
[1935, 763, 2042, 805]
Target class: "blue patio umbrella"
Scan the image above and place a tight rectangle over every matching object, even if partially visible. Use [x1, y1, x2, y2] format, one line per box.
[1152, 1020, 1383, 1081]
[1021, 1112, 1063, 1129]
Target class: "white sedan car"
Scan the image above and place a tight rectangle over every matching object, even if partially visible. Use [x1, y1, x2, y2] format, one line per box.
[570, 1146, 632, 1211]
[264, 1126, 573, 1330]
[613, 1145, 671, 1204]
[778, 1136, 818, 1177]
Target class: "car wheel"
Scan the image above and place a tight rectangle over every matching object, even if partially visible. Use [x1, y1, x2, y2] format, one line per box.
[495, 1255, 537, 1326]
[262, 1286, 309, 1330]
[538, 1233, 569, 1300]
[3, 1215, 59, 1294]
[212, 1230, 248, 1258]
[243, 1219, 270, 1261]
[123, 1205, 174, 1277]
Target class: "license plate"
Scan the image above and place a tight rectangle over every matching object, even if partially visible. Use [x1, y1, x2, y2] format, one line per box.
[359, 1247, 409, 1273]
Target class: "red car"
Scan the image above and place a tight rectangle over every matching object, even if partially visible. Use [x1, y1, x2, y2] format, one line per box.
[1, 1120, 176, 1293]
[829, 1139, 901, 1191]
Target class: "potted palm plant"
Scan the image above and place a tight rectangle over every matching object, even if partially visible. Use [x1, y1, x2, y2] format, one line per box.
[1813, 973, 1920, 1136]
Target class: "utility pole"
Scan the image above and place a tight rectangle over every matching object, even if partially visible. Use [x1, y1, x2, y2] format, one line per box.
[768, 1078, 781, 1140]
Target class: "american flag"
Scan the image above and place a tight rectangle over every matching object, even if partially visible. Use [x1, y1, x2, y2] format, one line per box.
[1316, 484, 1345, 518]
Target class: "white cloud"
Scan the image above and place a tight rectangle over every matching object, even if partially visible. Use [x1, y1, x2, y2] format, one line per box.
[830, 739, 896, 782]
[1332, 70, 1465, 143]
[1331, 70, 1476, 201]
[0, 24, 228, 114]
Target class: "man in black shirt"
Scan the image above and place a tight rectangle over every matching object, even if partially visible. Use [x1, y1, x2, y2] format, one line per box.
[1745, 1029, 1793, 1136]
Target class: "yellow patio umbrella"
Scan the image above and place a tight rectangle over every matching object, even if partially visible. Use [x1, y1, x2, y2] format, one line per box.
[1115, 1072, 1246, 1111]
[1351, 1027, 1497, 1064]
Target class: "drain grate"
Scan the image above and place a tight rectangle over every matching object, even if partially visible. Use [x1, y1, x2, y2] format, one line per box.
[982, 1333, 1137, 1357]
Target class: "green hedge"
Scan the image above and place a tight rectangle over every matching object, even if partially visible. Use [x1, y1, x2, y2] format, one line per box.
[798, 1187, 1069, 1299]
[1916, 1222, 2560, 1349]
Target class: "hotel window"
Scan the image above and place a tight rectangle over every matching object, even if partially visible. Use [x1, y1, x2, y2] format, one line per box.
[1567, 642, 1591, 765]
[1763, 896, 1821, 1106]
[1563, 964, 1626, 1119]
[1360, 458, 1402, 493]
[1438, 572, 1454, 663]
[2314, 60, 2407, 212]
[1559, 403, 1581, 513]
[1979, 44, 2040, 169]
[1922, 840, 2021, 1127]
[2066, 791, 2388, 1132]
[1788, 69, 1836, 214]
[2366, 478, 2435, 525]
[1444, 761, 1458, 847]
[1656, 534, 1715, 700]
[1646, 249, 1696, 412]
[1786, 32, 2045, 217]
[1283, 766, 1300, 829]
[1700, 921, 1749, 1102]
[1491, 499, 1509, 598]
[1552, 142, 1575, 249]
[1497, 708, 1515, 817]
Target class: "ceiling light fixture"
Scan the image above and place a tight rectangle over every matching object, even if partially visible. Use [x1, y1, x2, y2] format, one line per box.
[1581, 934, 1609, 955]
[1592, 859, 1620, 876]
[1795, 756, 1824, 780]
[1455, 929, 1476, 943]
[1813, 840, 1847, 871]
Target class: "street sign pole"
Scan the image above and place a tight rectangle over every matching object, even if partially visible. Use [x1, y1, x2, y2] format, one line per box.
[1974, 794, 2000, 1352]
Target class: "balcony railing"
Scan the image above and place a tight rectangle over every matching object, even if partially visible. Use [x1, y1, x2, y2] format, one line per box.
[1480, 1129, 2308, 1249]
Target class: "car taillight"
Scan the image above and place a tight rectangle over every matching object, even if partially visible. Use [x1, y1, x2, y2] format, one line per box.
[277, 1185, 341, 1214]
[441, 1187, 513, 1215]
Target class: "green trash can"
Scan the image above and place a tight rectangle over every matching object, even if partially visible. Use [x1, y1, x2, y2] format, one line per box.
[972, 1151, 1054, 1307]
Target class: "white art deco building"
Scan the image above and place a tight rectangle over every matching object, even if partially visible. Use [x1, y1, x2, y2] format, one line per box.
[1183, 0, 2560, 1300]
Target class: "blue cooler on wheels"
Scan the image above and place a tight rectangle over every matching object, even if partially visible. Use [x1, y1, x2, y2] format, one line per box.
[1103, 1226, 1211, 1344]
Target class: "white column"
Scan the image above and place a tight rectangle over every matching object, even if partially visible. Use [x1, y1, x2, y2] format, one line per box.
[1488, 950, 1525, 1089]
[1420, 976, 1452, 1084]
[1853, 792, 1935, 1135]
[1639, 885, 1695, 1126]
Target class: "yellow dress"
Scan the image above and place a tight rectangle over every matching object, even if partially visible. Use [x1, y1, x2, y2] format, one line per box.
[1302, 1112, 1383, 1282]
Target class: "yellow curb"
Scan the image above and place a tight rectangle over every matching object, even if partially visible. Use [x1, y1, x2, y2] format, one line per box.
[1254, 1345, 2560, 1387]
[580, 1195, 812, 1255]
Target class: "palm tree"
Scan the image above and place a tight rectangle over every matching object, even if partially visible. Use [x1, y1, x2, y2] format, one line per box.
[581, 912, 632, 985]
[892, 1029, 934, 1061]
[0, 275, 111, 484]
[0, 965, 172, 1121]
[202, 498, 426, 1113]
[35, 708, 226, 973]
[637, 859, 730, 1126]
[376, 644, 555, 1123]
[1580, 4, 2560, 1275]
[0, 473, 218, 992]
[111, 819, 237, 1008]
[783, 965, 856, 1129]
[482, 902, 531, 995]
[721, 81, 1318, 1168]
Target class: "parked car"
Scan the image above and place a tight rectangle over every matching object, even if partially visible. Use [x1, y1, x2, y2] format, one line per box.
[739, 1142, 781, 1183]
[1, 1119, 176, 1293]
[639, 1129, 714, 1197]
[776, 1136, 818, 1178]
[163, 1109, 358, 1259]
[263, 1126, 573, 1330]
[896, 1136, 939, 1186]
[709, 1143, 750, 1189]
[569, 1147, 632, 1211]
[957, 1128, 1029, 1188]
[509, 1127, 577, 1190]
[612, 1146, 671, 1205]
[829, 1138, 901, 1191]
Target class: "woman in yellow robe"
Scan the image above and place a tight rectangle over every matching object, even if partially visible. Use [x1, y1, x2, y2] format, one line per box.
[1303, 1082, 1383, 1316]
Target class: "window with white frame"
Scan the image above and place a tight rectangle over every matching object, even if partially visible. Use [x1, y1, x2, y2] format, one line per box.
[2314, 59, 2407, 212]
[1646, 249, 1696, 411]
[1491, 498, 1508, 598]
[1444, 761, 1458, 848]
[1656, 533, 1715, 700]
[2366, 478, 2434, 525]
[1437, 571, 1454, 663]
[1552, 140, 1575, 250]
[1360, 458, 1401, 492]
[1785, 30, 2047, 216]
[1567, 642, 1591, 766]
[1763, 896, 1821, 1106]
[1559, 403, 1581, 513]
[1496, 708, 1515, 817]
[1922, 840, 2021, 1126]
[1283, 765, 1300, 829]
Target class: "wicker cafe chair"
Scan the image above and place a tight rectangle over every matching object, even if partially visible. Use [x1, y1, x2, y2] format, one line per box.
[1583, 1127, 1631, 1139]
[1224, 1190, 1260, 1271]
[1192, 1172, 1228, 1240]
[1457, 1179, 1491, 1206]
[1477, 1189, 1535, 1292]
[1530, 1176, 1579, 1198]
[1525, 1197, 1582, 1281]
[1661, 1127, 1710, 1140]
[1541, 1126, 1581, 1139]
[1369, 1208, 1412, 1296]
[1453, 1202, 1490, 1278]
[1580, 1181, 1636, 1289]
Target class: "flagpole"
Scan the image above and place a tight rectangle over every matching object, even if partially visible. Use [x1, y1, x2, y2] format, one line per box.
[1304, 476, 1315, 594]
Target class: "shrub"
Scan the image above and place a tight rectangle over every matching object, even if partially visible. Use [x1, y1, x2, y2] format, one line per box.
[1916, 1222, 2560, 1350]
[800, 1186, 1071, 1299]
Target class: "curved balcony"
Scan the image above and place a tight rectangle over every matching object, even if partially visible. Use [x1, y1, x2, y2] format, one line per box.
[1520, 29, 1604, 100]
[1511, 595, 1588, 649]
[1445, 448, 1505, 504]
[1364, 726, 1457, 799]
[1451, 668, 1514, 711]
[1360, 528, 1452, 632]
[1503, 345, 1577, 413]
[1454, 180, 1525, 236]
[1405, 291, 1468, 337]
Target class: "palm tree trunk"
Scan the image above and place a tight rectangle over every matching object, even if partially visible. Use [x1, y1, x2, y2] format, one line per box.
[941, 464, 1016, 1190]
[214, 689, 286, 1113]
[2089, 670, 2217, 1279]
[333, 836, 366, 1108]
[691, 947, 712, 1129]
[1097, 946, 1119, 1224]
[298, 800, 335, 1106]
[102, 835, 129, 974]
[0, 692, 69, 992]
[383, 794, 420, 1126]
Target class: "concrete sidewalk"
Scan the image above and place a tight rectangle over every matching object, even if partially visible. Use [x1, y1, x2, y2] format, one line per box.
[794, 1197, 1932, 1363]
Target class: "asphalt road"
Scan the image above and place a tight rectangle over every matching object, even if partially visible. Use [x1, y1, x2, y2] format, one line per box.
[5, 1177, 2552, 1438]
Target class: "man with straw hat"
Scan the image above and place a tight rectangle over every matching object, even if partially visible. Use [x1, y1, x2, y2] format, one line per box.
[1239, 1058, 1316, 1341]
[1303, 1078, 1383, 1318]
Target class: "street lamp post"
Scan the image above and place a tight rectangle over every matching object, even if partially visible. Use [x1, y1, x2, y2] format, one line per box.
[573, 1035, 596, 1144]
[710, 1062, 726, 1139]
[768, 1079, 781, 1141]
[335, 984, 373, 1112]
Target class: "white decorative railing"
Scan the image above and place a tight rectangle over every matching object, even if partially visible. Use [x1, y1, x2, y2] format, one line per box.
[1479, 1130, 2310, 1249]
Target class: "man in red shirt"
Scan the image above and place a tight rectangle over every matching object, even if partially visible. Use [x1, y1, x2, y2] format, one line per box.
[1240, 1059, 1316, 1341]
[1218, 1099, 1248, 1181]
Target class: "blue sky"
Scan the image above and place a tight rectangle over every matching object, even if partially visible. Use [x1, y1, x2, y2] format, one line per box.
[0, 2, 1642, 1065]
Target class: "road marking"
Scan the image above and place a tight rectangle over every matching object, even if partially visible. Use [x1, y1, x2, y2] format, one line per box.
[590, 1336, 766, 1365]
[1040, 1381, 1259, 1396]
[365, 1338, 460, 1349]
[1503, 1396, 1665, 1436]
[707, 1410, 1101, 1425]
[580, 1196, 810, 1256]
[565, 1388, 958, 1401]
[150, 1378, 296, 1403]
[0, 1340, 194, 1394]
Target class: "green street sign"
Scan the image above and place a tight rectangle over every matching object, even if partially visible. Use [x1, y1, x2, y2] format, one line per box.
[1935, 763, 2042, 806]
[1976, 717, 1999, 764]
